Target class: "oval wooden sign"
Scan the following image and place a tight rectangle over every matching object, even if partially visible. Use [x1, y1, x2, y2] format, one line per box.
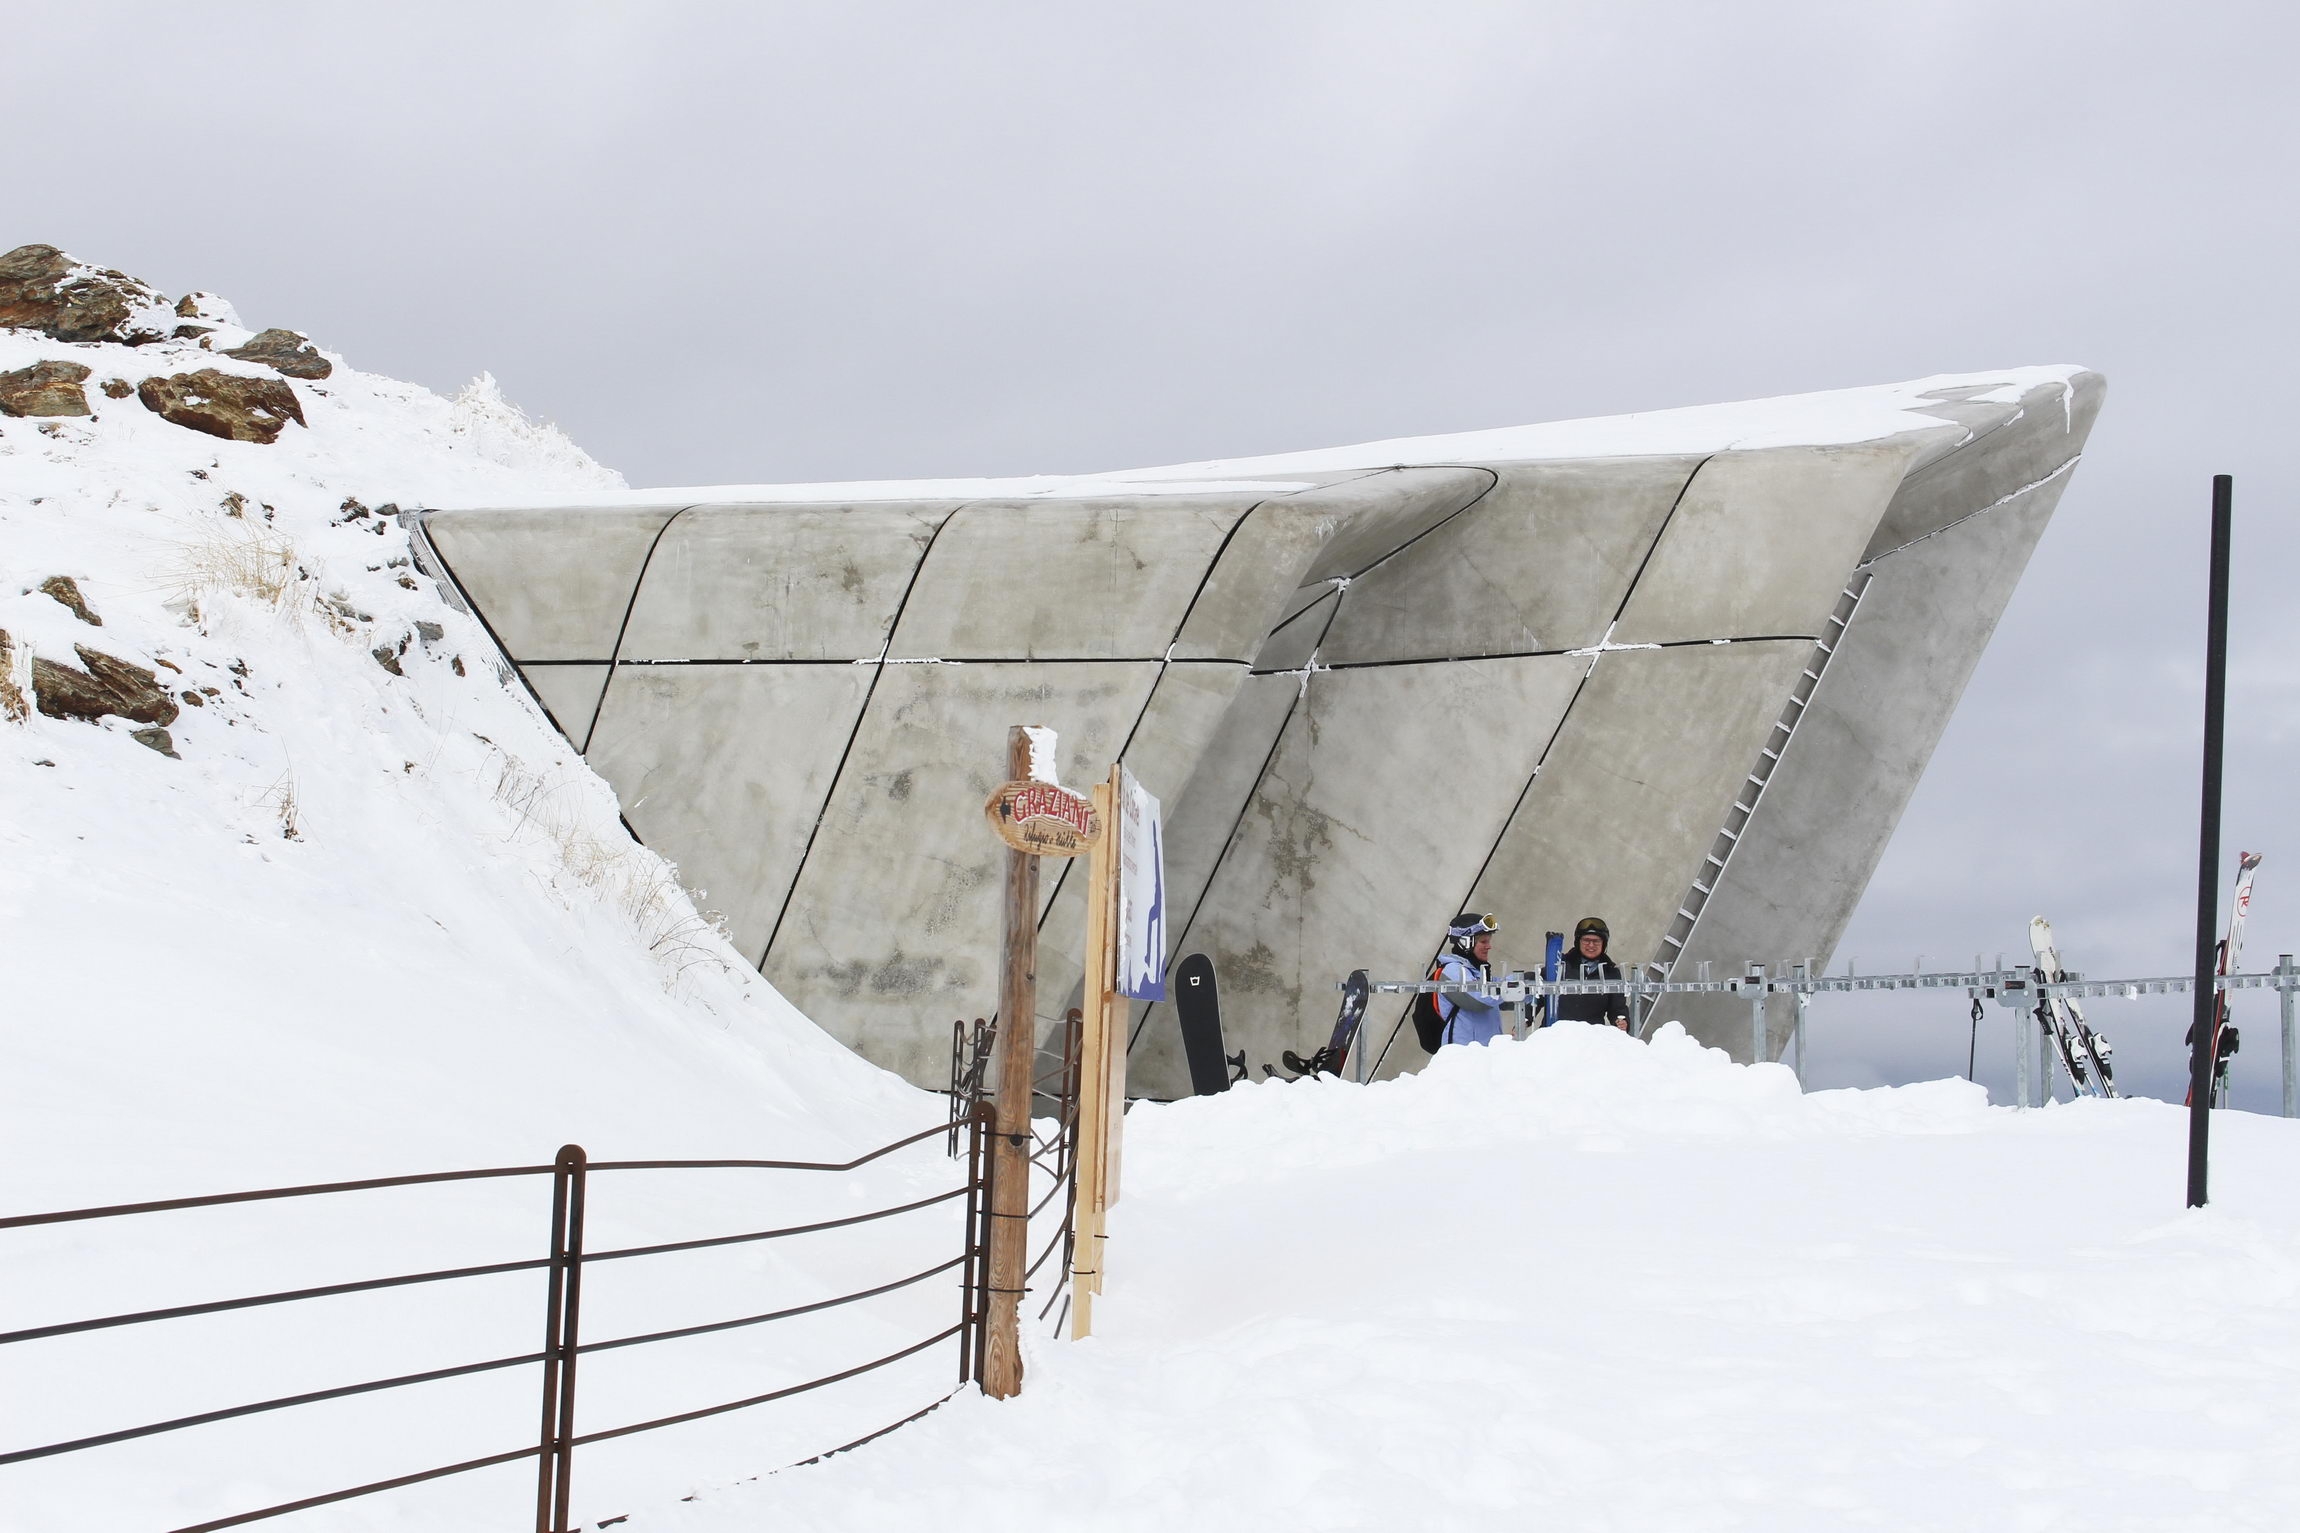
[985, 778, 1100, 857]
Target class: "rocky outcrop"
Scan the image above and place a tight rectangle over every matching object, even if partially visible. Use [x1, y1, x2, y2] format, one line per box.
[31, 645, 180, 729]
[0, 244, 172, 345]
[174, 292, 242, 327]
[0, 631, 27, 723]
[137, 370, 305, 444]
[224, 328, 333, 380]
[38, 576, 102, 625]
[0, 360, 92, 417]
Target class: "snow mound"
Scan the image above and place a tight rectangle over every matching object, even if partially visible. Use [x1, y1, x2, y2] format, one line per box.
[649, 1036, 2300, 1533]
[1128, 1022, 1997, 1195]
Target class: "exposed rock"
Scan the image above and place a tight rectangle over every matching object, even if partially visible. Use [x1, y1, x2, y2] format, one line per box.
[31, 644, 180, 727]
[371, 645, 404, 676]
[131, 727, 179, 758]
[0, 630, 26, 722]
[100, 378, 134, 399]
[37, 575, 101, 625]
[0, 360, 92, 418]
[0, 244, 172, 345]
[224, 328, 332, 380]
[173, 324, 215, 340]
[174, 291, 242, 326]
[137, 369, 305, 444]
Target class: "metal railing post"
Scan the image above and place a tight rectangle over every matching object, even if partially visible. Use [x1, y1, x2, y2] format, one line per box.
[2281, 955, 2296, 1119]
[958, 1101, 986, 1384]
[534, 1145, 587, 1533]
[972, 1101, 995, 1380]
[1792, 962, 1810, 1086]
[2013, 992, 2032, 1110]
[1746, 962, 1766, 1064]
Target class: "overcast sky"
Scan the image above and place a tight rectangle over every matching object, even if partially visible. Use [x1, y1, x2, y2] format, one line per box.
[17, 3, 2296, 1107]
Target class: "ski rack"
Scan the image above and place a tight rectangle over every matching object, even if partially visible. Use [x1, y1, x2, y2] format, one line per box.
[1359, 955, 2300, 1114]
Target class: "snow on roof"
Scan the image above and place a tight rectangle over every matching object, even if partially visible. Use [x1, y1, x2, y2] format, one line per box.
[434, 365, 2090, 511]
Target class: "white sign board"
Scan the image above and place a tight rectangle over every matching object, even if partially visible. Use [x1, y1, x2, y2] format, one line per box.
[1116, 765, 1167, 1001]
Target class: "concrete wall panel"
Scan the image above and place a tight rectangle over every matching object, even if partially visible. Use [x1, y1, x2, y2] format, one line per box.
[523, 664, 609, 744]
[1610, 444, 1914, 645]
[584, 664, 875, 961]
[619, 503, 951, 662]
[1859, 375, 2101, 561]
[1443, 640, 1817, 1061]
[1031, 658, 1259, 1050]
[424, 506, 678, 660]
[1316, 456, 1703, 665]
[886, 499, 1256, 660]
[761, 660, 1161, 1079]
[1169, 491, 1358, 662]
[1165, 653, 1586, 1094]
[1290, 469, 1493, 584]
[1661, 374, 2106, 1059]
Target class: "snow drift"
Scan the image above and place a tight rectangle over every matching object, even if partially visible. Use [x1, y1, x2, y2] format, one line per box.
[0, 250, 954, 1531]
[655, 1025, 2300, 1533]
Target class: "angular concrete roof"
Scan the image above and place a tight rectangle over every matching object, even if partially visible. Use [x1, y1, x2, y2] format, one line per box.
[418, 367, 2103, 1091]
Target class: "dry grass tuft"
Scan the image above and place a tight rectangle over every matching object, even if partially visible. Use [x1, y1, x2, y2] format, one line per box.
[161, 518, 303, 623]
[483, 747, 736, 993]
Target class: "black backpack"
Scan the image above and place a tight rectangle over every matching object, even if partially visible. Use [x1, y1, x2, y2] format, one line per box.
[1411, 961, 1447, 1053]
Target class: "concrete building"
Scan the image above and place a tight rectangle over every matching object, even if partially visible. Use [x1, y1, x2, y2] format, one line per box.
[416, 367, 2103, 1095]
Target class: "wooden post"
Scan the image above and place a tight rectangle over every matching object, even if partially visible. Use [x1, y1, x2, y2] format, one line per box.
[1070, 766, 1124, 1338]
[982, 727, 1039, 1398]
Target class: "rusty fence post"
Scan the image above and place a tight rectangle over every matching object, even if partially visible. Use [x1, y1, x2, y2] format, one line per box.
[959, 1101, 990, 1385]
[534, 1144, 588, 1533]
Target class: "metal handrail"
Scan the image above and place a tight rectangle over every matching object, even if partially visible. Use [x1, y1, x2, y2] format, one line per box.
[575, 1254, 968, 1356]
[0, 1348, 551, 1466]
[1361, 964, 2300, 1001]
[0, 1112, 995, 1533]
[0, 1164, 558, 1231]
[581, 1184, 971, 1265]
[566, 1324, 966, 1449]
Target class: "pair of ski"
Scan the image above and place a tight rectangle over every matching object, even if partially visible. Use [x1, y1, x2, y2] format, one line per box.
[1170, 954, 1371, 1092]
[2028, 916, 2118, 1099]
[2027, 851, 2260, 1106]
[2184, 850, 2262, 1108]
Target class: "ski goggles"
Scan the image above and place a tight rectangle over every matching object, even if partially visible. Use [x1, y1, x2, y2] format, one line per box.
[1448, 913, 1499, 939]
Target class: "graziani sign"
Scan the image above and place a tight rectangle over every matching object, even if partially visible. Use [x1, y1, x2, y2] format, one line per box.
[985, 779, 1101, 857]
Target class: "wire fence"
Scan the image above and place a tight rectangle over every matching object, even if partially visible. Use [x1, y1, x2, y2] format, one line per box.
[948, 1007, 1084, 1335]
[0, 1115, 996, 1533]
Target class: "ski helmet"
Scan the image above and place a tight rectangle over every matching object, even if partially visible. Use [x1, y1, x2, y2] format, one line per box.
[1573, 915, 1609, 945]
[1447, 912, 1498, 958]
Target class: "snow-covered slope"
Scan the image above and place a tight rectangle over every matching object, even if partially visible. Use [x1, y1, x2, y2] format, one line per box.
[1, 265, 955, 1530]
[654, 1024, 2300, 1533]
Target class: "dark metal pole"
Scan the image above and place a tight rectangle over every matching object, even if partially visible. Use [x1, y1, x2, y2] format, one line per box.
[2187, 476, 2234, 1208]
[534, 1145, 587, 1533]
[551, 1147, 587, 1533]
[535, 1152, 571, 1533]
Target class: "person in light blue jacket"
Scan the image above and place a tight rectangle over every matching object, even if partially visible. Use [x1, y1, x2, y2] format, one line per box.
[1436, 912, 1505, 1046]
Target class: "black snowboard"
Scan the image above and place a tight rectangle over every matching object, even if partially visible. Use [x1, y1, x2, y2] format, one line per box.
[1174, 952, 1231, 1096]
[1276, 969, 1372, 1079]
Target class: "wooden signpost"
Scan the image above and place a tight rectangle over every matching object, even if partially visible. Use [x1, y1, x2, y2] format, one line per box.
[1070, 765, 1124, 1340]
[978, 729, 1154, 1390]
[979, 727, 1096, 1399]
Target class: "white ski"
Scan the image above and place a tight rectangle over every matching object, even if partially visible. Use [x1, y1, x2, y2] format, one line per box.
[2029, 916, 2117, 1099]
[2192, 851, 2263, 1108]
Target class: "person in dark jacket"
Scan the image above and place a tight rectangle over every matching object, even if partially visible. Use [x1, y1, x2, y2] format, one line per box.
[1555, 915, 1630, 1030]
